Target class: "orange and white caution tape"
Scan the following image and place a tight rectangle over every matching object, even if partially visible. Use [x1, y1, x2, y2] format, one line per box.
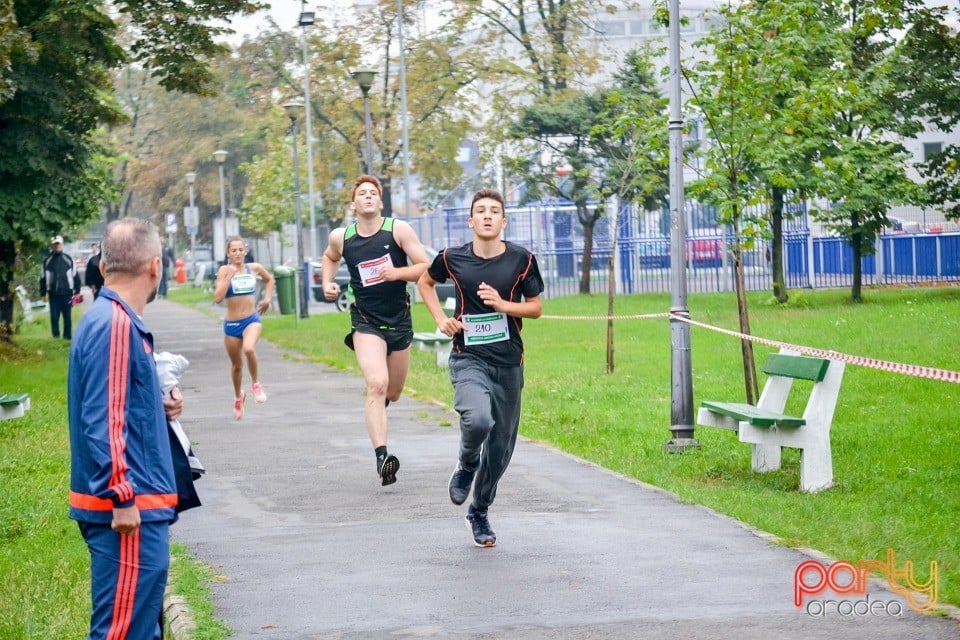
[671, 314, 960, 384]
[540, 312, 671, 321]
[538, 311, 960, 383]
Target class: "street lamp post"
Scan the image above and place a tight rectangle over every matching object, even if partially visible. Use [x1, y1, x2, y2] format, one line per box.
[663, 0, 699, 452]
[298, 6, 321, 260]
[351, 68, 377, 175]
[185, 171, 197, 281]
[396, 0, 411, 218]
[283, 100, 309, 320]
[213, 149, 228, 264]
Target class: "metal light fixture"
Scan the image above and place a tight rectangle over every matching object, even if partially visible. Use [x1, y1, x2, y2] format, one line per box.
[351, 68, 377, 174]
[213, 150, 228, 264]
[298, 6, 315, 26]
[185, 172, 197, 280]
[299, 4, 321, 261]
[282, 100, 309, 319]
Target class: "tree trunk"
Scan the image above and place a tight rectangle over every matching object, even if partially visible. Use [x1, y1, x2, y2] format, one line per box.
[770, 185, 788, 303]
[381, 174, 393, 218]
[0, 240, 17, 343]
[578, 200, 595, 294]
[732, 218, 759, 404]
[850, 211, 863, 303]
[606, 199, 622, 374]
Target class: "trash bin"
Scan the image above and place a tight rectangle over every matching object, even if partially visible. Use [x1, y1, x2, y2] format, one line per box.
[274, 266, 295, 315]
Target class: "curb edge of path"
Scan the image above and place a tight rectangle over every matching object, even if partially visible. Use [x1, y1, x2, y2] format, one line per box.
[163, 589, 196, 640]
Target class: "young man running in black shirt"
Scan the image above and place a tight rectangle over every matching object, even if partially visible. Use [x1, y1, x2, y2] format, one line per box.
[321, 175, 430, 486]
[418, 189, 544, 547]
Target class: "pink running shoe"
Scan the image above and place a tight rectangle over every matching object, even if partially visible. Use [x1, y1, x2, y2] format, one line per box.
[252, 382, 267, 403]
[233, 390, 246, 420]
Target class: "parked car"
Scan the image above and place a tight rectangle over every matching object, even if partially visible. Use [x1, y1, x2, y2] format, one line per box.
[690, 238, 723, 268]
[310, 246, 455, 312]
[72, 246, 95, 278]
[184, 246, 217, 282]
[310, 261, 351, 311]
[637, 239, 670, 268]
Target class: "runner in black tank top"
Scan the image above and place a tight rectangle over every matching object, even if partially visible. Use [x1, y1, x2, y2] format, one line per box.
[319, 175, 431, 486]
[418, 189, 544, 547]
[342, 217, 412, 337]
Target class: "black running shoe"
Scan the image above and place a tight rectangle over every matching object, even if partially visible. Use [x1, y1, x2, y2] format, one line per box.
[448, 463, 475, 505]
[378, 454, 399, 486]
[465, 511, 496, 547]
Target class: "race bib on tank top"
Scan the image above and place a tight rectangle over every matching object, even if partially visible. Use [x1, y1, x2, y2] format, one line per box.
[357, 254, 395, 287]
[230, 272, 257, 295]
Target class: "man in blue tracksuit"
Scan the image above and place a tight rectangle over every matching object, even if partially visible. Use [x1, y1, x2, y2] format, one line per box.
[69, 218, 182, 640]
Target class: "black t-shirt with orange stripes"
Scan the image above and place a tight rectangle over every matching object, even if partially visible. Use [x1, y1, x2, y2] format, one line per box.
[428, 241, 544, 367]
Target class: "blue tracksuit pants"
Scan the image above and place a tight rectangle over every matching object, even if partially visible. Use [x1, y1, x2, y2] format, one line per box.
[79, 521, 170, 640]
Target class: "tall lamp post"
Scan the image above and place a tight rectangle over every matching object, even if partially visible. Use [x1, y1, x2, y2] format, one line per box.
[185, 171, 197, 280]
[663, 0, 698, 452]
[298, 6, 321, 260]
[396, 0, 411, 218]
[283, 100, 309, 319]
[351, 68, 377, 175]
[213, 149, 228, 264]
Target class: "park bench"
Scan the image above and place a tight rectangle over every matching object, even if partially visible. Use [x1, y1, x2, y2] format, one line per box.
[0, 393, 31, 421]
[15, 285, 47, 322]
[696, 349, 845, 493]
[413, 297, 456, 367]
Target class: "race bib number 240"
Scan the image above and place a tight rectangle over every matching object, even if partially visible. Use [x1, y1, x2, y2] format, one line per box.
[463, 313, 509, 346]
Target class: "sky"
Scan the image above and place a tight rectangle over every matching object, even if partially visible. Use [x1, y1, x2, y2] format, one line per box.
[221, 1, 311, 43]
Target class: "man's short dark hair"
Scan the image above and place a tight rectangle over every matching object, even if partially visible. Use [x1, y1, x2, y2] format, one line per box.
[470, 189, 504, 213]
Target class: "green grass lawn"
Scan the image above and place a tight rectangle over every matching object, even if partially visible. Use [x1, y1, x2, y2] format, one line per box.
[2, 284, 958, 639]
[0, 313, 227, 640]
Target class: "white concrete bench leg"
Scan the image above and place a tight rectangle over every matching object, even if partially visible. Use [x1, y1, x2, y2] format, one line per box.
[436, 343, 452, 368]
[736, 357, 844, 492]
[751, 440, 782, 473]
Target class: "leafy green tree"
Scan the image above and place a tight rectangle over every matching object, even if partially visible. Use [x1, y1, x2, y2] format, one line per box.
[228, 2, 482, 225]
[591, 50, 669, 215]
[451, 0, 605, 97]
[807, 0, 952, 303]
[895, 7, 960, 220]
[688, 1, 820, 403]
[508, 92, 605, 293]
[237, 109, 306, 264]
[111, 52, 275, 245]
[508, 48, 668, 295]
[0, 0, 259, 340]
[454, 0, 615, 289]
[588, 49, 670, 371]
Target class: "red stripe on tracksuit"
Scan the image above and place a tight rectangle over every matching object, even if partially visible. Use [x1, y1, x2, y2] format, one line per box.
[108, 305, 134, 504]
[106, 530, 140, 640]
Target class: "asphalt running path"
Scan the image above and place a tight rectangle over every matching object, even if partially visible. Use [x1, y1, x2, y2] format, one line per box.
[144, 298, 960, 640]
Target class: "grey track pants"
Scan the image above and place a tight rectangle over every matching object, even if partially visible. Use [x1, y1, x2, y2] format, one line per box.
[449, 354, 524, 514]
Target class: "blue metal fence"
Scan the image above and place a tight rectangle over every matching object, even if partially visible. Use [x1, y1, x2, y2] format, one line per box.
[405, 204, 960, 298]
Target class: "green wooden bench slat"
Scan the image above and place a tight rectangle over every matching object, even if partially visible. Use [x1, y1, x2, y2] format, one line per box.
[700, 400, 806, 428]
[762, 354, 830, 382]
[0, 393, 29, 406]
